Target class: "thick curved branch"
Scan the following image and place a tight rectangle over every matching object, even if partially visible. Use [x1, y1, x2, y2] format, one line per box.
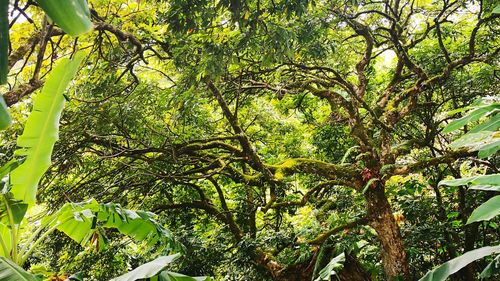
[381, 149, 475, 177]
[266, 158, 361, 186]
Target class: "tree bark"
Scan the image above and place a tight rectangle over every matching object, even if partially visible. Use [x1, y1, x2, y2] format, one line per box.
[365, 184, 410, 281]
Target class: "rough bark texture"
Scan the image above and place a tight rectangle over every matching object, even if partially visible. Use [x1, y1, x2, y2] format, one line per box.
[365, 185, 410, 281]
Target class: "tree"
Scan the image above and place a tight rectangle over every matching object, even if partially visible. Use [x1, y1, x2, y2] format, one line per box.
[1, 0, 499, 280]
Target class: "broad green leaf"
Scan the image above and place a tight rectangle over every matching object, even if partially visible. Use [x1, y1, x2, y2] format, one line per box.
[0, 96, 11, 130]
[0, 159, 22, 181]
[314, 252, 345, 281]
[470, 114, 500, 133]
[109, 254, 180, 281]
[478, 140, 500, 158]
[10, 53, 85, 206]
[480, 254, 500, 278]
[449, 131, 495, 150]
[67, 272, 84, 281]
[469, 185, 500, 192]
[44, 199, 179, 251]
[443, 104, 500, 133]
[0, 0, 8, 85]
[34, 0, 93, 37]
[439, 174, 500, 187]
[494, 5, 500, 14]
[0, 256, 39, 281]
[157, 272, 213, 281]
[467, 195, 500, 224]
[0, 193, 28, 225]
[419, 245, 500, 281]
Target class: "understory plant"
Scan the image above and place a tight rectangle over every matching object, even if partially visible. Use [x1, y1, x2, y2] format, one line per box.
[419, 97, 500, 280]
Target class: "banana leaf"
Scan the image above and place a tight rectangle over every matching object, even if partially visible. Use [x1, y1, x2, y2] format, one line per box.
[42, 199, 179, 251]
[10, 53, 85, 206]
[0, 256, 39, 281]
[34, 0, 93, 37]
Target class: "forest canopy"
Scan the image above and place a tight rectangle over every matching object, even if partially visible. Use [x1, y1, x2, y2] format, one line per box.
[0, 0, 499, 280]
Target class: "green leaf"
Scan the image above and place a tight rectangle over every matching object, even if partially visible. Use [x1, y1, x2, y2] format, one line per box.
[443, 104, 500, 133]
[109, 254, 180, 281]
[467, 195, 500, 224]
[0, 0, 8, 85]
[419, 245, 500, 281]
[0, 96, 11, 130]
[0, 159, 22, 181]
[0, 193, 28, 225]
[469, 185, 500, 192]
[158, 272, 213, 281]
[44, 199, 179, 251]
[478, 140, 500, 158]
[494, 5, 500, 14]
[439, 174, 500, 187]
[66, 272, 84, 281]
[0, 256, 39, 281]
[34, 0, 93, 37]
[470, 114, 500, 133]
[480, 254, 500, 278]
[10, 53, 85, 206]
[449, 131, 495, 150]
[362, 178, 379, 194]
[314, 252, 345, 281]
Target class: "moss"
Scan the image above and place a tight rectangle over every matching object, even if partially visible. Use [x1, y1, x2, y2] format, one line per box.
[275, 169, 285, 180]
[243, 173, 260, 182]
[266, 158, 360, 182]
[271, 159, 298, 169]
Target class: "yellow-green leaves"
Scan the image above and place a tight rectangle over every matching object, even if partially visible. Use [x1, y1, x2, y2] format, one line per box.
[35, 0, 93, 37]
[10, 53, 85, 206]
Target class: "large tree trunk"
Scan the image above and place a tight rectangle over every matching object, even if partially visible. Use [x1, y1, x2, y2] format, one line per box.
[365, 184, 410, 281]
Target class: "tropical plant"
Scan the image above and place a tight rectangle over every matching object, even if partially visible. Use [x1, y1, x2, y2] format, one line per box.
[2, 0, 499, 280]
[420, 97, 500, 280]
[0, 54, 186, 281]
[109, 254, 212, 281]
[314, 253, 345, 281]
[34, 0, 93, 37]
[0, 0, 93, 129]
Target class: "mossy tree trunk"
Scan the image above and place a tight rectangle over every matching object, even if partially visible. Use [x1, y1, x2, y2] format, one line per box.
[365, 183, 410, 281]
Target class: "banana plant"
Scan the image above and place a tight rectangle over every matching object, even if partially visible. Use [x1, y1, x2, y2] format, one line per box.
[419, 97, 500, 280]
[109, 254, 212, 281]
[34, 0, 93, 37]
[0, 0, 93, 130]
[0, 53, 182, 280]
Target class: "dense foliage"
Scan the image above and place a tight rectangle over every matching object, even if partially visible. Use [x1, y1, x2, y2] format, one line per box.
[0, 0, 499, 280]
